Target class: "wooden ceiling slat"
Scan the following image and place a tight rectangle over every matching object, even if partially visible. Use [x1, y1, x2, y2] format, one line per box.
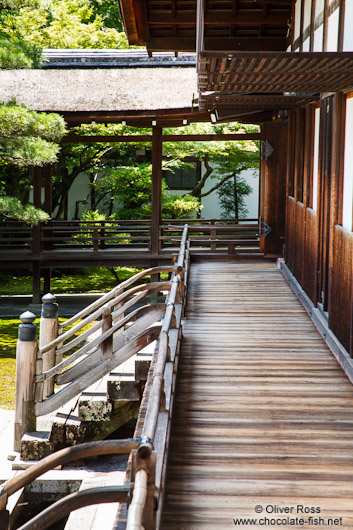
[147, 12, 289, 24]
[198, 51, 353, 93]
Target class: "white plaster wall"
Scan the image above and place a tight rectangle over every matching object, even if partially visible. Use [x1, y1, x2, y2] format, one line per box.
[315, 0, 325, 18]
[303, 38, 310, 51]
[66, 173, 91, 219]
[303, 0, 312, 32]
[313, 25, 323, 51]
[294, 1, 302, 42]
[344, 1, 353, 51]
[201, 167, 259, 219]
[165, 167, 259, 220]
[312, 107, 320, 212]
[327, 9, 339, 52]
[343, 98, 353, 232]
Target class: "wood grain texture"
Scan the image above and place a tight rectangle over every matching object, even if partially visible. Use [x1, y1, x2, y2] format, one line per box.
[161, 261, 353, 529]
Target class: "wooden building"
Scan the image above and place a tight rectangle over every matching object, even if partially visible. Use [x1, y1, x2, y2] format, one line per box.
[117, 0, 353, 357]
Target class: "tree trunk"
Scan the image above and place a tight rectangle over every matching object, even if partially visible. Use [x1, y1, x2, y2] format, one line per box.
[233, 173, 239, 220]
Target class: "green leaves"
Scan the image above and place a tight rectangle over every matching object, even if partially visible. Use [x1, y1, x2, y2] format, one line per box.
[0, 196, 50, 224]
[0, 37, 43, 68]
[0, 102, 66, 166]
[0, 0, 131, 49]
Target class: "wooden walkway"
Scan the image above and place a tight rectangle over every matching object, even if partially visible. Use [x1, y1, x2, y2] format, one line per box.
[161, 261, 353, 529]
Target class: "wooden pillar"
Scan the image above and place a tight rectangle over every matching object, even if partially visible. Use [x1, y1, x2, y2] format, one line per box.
[40, 294, 58, 399]
[14, 311, 37, 451]
[44, 165, 52, 216]
[32, 167, 42, 304]
[151, 126, 162, 256]
[43, 165, 53, 290]
[260, 121, 288, 257]
[33, 166, 42, 209]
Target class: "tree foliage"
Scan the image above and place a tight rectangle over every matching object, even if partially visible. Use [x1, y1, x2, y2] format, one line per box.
[0, 36, 42, 68]
[0, 0, 130, 49]
[217, 176, 253, 219]
[0, 196, 50, 224]
[0, 102, 65, 223]
[0, 101, 66, 166]
[48, 121, 259, 221]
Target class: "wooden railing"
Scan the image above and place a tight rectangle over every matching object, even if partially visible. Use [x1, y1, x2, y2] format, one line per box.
[160, 220, 259, 254]
[0, 218, 259, 256]
[126, 224, 189, 529]
[3, 226, 189, 529]
[14, 263, 182, 451]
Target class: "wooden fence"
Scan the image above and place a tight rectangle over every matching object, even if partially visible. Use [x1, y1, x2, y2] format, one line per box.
[1, 225, 189, 529]
[0, 218, 259, 257]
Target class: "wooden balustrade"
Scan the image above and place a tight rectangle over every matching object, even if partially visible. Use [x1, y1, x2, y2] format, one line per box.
[0, 218, 259, 260]
[8, 224, 190, 529]
[14, 265, 177, 435]
[127, 224, 189, 530]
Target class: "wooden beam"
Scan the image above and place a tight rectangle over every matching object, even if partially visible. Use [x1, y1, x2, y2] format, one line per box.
[147, 36, 287, 52]
[148, 12, 289, 25]
[151, 126, 163, 255]
[62, 133, 261, 143]
[162, 133, 261, 141]
[62, 135, 152, 143]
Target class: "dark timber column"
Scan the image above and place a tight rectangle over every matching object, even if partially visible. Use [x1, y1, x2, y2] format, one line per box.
[151, 126, 163, 256]
[260, 121, 288, 256]
[32, 167, 42, 304]
[43, 165, 53, 294]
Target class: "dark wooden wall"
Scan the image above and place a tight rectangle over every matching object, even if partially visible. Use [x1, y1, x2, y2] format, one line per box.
[260, 121, 288, 256]
[285, 96, 353, 356]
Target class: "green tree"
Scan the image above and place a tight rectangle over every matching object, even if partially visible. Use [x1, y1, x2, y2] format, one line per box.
[217, 175, 253, 219]
[52, 122, 258, 222]
[0, 0, 130, 49]
[163, 122, 259, 208]
[0, 0, 44, 68]
[0, 101, 66, 166]
[0, 101, 66, 223]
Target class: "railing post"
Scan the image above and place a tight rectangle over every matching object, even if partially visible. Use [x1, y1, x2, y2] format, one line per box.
[210, 226, 216, 251]
[99, 221, 105, 249]
[112, 286, 124, 334]
[40, 293, 58, 400]
[128, 450, 157, 530]
[14, 311, 37, 452]
[93, 227, 99, 252]
[101, 303, 113, 359]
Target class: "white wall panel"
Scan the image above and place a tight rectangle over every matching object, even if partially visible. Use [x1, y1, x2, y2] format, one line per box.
[304, 0, 312, 31]
[294, 0, 302, 41]
[312, 107, 320, 212]
[327, 8, 339, 52]
[313, 26, 323, 51]
[344, 1, 353, 51]
[303, 38, 310, 51]
[315, 0, 325, 18]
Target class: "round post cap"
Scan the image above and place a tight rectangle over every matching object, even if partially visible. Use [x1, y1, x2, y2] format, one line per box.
[42, 293, 57, 304]
[20, 311, 36, 324]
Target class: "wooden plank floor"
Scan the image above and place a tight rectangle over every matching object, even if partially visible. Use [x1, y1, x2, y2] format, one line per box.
[161, 261, 353, 529]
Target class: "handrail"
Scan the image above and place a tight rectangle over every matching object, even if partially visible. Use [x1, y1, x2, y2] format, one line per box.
[41, 278, 172, 353]
[0, 439, 138, 503]
[18, 486, 129, 530]
[60, 265, 175, 329]
[126, 223, 189, 529]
